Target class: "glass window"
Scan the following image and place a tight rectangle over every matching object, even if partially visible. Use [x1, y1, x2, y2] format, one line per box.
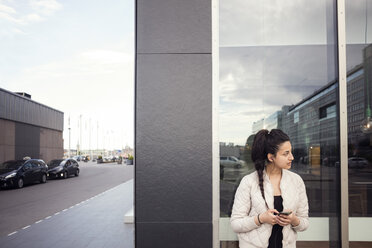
[346, 0, 372, 245]
[219, 0, 340, 246]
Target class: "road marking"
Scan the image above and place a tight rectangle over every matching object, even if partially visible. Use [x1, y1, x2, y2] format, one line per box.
[35, 220, 43, 224]
[45, 216, 51, 220]
[69, 206, 74, 209]
[54, 212, 60, 215]
[22, 225, 30, 230]
[8, 231, 17, 236]
[63, 209, 68, 212]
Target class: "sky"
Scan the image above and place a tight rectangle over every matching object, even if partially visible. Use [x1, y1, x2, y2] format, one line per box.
[0, 0, 134, 151]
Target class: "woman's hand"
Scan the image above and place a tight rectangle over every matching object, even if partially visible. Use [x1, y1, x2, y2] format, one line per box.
[259, 209, 280, 225]
[276, 210, 299, 227]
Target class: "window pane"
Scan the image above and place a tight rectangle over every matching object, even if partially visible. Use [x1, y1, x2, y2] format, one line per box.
[220, 0, 340, 246]
[346, 0, 372, 245]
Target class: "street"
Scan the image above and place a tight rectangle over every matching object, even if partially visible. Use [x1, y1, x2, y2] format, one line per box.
[0, 161, 133, 237]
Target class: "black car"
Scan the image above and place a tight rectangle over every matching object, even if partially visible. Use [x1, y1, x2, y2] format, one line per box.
[47, 159, 79, 179]
[0, 159, 48, 189]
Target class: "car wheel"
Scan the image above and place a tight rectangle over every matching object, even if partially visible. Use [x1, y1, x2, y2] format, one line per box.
[235, 164, 241, 169]
[17, 178, 24, 188]
[75, 169, 79, 177]
[41, 174, 47, 183]
[63, 171, 68, 179]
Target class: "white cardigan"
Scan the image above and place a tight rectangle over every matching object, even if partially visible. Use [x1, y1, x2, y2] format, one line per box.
[230, 169, 309, 248]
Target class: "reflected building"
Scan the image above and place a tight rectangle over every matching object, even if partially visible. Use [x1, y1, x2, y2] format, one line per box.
[250, 44, 372, 216]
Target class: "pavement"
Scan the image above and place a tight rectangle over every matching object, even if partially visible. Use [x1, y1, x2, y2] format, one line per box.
[0, 179, 134, 248]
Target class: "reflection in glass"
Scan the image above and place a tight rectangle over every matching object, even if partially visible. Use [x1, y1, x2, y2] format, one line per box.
[346, 0, 372, 220]
[219, 0, 340, 246]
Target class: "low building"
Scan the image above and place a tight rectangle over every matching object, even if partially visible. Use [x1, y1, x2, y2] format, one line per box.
[0, 88, 63, 164]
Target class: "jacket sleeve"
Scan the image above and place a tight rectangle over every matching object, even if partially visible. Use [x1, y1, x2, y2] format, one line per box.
[230, 177, 260, 233]
[292, 177, 309, 232]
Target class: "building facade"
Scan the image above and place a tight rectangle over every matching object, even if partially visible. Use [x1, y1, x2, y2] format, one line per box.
[0, 88, 63, 164]
[135, 0, 371, 247]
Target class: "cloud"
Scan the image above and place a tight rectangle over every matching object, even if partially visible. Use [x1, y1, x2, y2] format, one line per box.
[220, 0, 328, 47]
[0, 0, 62, 36]
[29, 0, 62, 16]
[25, 13, 43, 22]
[80, 50, 133, 65]
[0, 3, 16, 14]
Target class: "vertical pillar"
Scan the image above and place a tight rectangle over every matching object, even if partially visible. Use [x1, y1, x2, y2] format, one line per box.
[135, 0, 213, 247]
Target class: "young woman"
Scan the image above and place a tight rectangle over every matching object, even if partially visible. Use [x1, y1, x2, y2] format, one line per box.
[230, 129, 309, 248]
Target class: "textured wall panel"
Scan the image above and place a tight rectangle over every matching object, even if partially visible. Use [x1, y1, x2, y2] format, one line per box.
[136, 222, 212, 248]
[137, 0, 211, 54]
[136, 53, 212, 222]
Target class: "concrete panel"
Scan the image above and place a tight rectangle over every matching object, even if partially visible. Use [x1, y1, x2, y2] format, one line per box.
[136, 53, 212, 222]
[40, 127, 63, 162]
[0, 119, 15, 163]
[137, 0, 211, 54]
[0, 145, 15, 164]
[0, 119, 15, 145]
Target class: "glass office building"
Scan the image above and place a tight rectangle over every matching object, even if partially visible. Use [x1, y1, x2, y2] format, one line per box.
[219, 0, 372, 247]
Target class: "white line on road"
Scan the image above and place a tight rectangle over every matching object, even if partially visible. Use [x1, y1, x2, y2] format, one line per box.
[8, 231, 17, 236]
[45, 216, 51, 220]
[54, 212, 60, 215]
[22, 225, 30, 230]
[35, 220, 43, 224]
[62, 209, 68, 212]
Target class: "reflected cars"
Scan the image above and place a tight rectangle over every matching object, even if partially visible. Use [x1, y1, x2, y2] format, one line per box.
[220, 156, 245, 169]
[0, 159, 48, 189]
[335, 157, 369, 169]
[348, 157, 368, 169]
[47, 159, 80, 179]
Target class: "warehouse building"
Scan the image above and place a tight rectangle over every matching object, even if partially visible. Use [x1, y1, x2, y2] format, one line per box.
[0, 88, 63, 164]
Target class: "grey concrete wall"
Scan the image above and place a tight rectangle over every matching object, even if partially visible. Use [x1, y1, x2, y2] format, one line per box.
[0, 119, 15, 163]
[0, 119, 63, 164]
[135, 0, 213, 247]
[40, 127, 63, 163]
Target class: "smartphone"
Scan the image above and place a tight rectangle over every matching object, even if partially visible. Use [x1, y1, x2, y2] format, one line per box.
[279, 211, 292, 216]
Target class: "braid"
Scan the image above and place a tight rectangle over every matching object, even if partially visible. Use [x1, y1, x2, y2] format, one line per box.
[256, 161, 269, 209]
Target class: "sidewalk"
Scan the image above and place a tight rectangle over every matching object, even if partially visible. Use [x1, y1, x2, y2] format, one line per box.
[0, 180, 134, 248]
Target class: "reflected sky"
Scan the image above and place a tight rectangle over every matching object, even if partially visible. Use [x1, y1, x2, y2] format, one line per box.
[220, 0, 372, 47]
[219, 44, 368, 145]
[219, 0, 371, 145]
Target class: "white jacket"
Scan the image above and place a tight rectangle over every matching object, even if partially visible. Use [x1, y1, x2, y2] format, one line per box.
[230, 169, 309, 248]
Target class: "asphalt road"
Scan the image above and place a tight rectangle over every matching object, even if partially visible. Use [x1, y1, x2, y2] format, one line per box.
[0, 161, 133, 237]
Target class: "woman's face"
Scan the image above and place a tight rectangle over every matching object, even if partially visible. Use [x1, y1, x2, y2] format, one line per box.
[272, 141, 294, 170]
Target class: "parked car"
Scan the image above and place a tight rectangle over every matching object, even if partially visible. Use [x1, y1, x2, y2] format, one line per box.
[335, 157, 369, 169]
[47, 159, 80, 179]
[0, 159, 48, 189]
[220, 156, 245, 169]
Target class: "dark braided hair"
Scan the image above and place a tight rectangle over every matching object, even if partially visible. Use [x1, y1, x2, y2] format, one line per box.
[251, 129, 290, 209]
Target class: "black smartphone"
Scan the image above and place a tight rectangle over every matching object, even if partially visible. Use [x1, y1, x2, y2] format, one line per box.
[279, 211, 292, 216]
